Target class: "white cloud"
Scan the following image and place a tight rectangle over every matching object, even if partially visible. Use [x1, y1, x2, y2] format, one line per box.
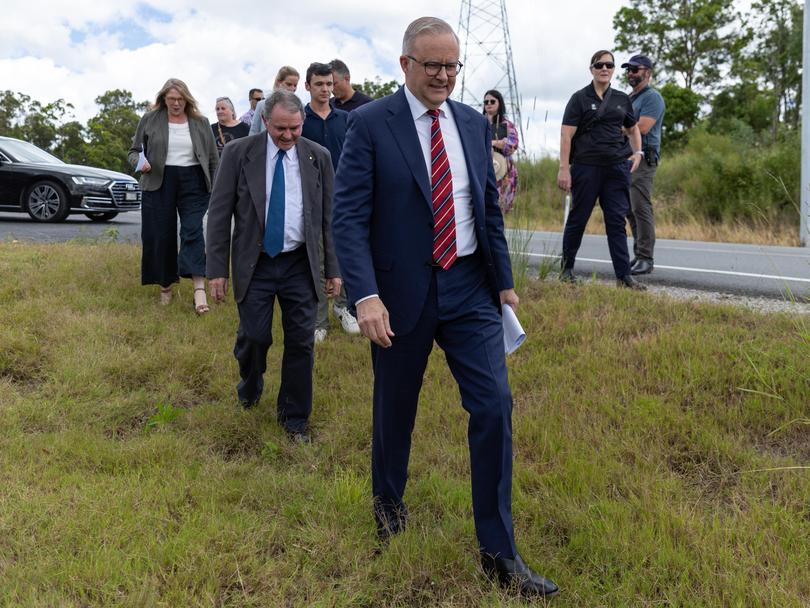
[2, 0, 629, 156]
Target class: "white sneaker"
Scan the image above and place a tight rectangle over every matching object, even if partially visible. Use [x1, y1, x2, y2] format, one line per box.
[333, 305, 361, 334]
[314, 328, 328, 343]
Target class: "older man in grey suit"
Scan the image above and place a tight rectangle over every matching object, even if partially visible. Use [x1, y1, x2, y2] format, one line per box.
[206, 90, 341, 443]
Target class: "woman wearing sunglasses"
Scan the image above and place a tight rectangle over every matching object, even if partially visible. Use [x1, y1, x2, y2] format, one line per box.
[483, 89, 519, 214]
[557, 50, 645, 289]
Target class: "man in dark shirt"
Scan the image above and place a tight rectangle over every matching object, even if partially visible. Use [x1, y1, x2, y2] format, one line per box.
[329, 59, 374, 112]
[302, 62, 359, 342]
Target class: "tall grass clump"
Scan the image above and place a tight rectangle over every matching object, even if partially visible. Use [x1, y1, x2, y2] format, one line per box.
[655, 127, 799, 226]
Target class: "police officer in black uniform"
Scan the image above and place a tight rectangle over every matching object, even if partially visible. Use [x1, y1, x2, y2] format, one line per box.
[557, 49, 645, 290]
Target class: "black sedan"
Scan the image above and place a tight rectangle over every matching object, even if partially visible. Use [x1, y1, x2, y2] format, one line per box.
[0, 136, 141, 222]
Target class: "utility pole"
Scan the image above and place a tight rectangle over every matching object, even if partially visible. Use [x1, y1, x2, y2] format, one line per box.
[456, 0, 525, 149]
[802, 0, 810, 246]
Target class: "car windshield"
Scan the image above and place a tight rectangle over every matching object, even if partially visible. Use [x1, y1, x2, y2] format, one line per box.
[0, 139, 64, 164]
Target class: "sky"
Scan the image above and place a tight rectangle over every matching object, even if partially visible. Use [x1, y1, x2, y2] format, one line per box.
[0, 0, 630, 157]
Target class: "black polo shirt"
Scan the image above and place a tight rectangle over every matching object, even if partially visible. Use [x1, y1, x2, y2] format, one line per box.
[302, 104, 348, 172]
[331, 90, 373, 113]
[562, 83, 636, 166]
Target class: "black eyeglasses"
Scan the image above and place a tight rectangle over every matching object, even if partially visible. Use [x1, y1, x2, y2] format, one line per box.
[625, 66, 645, 74]
[483, 99, 497, 105]
[252, 96, 265, 101]
[591, 62, 615, 70]
[406, 55, 463, 77]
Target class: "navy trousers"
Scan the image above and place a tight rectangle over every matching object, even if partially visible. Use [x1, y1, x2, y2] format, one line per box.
[234, 247, 317, 433]
[371, 252, 517, 558]
[140, 164, 209, 286]
[562, 161, 632, 278]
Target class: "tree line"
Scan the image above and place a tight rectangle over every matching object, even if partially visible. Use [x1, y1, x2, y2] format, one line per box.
[613, 0, 802, 147]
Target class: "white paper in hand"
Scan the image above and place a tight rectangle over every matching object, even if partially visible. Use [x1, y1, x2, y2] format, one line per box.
[502, 304, 526, 355]
[135, 144, 148, 172]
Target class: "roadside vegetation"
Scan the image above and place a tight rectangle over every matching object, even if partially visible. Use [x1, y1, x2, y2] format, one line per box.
[1, 241, 807, 606]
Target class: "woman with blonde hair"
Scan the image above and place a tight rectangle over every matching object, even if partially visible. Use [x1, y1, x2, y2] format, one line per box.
[250, 66, 301, 134]
[274, 66, 300, 92]
[128, 78, 219, 313]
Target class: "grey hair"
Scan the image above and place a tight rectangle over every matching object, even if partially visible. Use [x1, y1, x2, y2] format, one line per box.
[260, 90, 305, 120]
[402, 17, 459, 55]
[215, 96, 236, 120]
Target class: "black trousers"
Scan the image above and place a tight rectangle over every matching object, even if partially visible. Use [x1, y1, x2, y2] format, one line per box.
[140, 165, 208, 286]
[562, 161, 632, 278]
[234, 247, 317, 433]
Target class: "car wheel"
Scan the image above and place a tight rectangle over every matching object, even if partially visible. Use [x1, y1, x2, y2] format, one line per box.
[24, 181, 70, 222]
[84, 212, 119, 222]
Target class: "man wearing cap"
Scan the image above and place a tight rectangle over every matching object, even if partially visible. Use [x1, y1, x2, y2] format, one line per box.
[621, 54, 665, 276]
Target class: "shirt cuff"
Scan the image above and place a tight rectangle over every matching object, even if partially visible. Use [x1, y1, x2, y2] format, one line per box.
[355, 294, 379, 306]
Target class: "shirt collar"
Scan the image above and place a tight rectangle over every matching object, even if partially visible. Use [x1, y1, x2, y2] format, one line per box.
[403, 85, 450, 122]
[266, 134, 298, 162]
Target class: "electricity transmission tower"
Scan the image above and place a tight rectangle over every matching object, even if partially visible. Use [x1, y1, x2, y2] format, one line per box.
[456, 0, 525, 148]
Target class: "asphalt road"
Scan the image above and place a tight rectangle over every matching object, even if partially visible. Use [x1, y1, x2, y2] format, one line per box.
[515, 229, 810, 301]
[2, 212, 808, 301]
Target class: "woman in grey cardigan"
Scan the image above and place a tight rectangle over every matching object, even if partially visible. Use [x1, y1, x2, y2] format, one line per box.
[128, 78, 219, 313]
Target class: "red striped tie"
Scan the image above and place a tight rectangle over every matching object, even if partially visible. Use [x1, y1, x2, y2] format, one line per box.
[427, 109, 457, 270]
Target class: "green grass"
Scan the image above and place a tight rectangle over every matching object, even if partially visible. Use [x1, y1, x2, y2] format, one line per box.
[1, 241, 808, 607]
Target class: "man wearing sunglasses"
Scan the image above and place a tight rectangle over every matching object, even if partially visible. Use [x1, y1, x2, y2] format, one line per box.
[621, 54, 665, 276]
[240, 88, 264, 126]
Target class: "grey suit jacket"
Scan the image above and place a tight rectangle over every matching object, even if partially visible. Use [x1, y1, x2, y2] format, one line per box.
[128, 108, 219, 192]
[205, 133, 339, 304]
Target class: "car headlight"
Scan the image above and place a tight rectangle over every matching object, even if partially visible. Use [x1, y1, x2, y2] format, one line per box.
[71, 176, 110, 187]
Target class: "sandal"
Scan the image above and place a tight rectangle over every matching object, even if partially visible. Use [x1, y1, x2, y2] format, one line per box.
[193, 287, 210, 315]
[159, 286, 172, 306]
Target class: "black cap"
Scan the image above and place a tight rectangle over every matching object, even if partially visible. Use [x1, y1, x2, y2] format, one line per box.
[621, 54, 653, 69]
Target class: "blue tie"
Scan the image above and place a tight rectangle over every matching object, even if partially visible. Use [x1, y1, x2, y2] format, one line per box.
[263, 149, 286, 257]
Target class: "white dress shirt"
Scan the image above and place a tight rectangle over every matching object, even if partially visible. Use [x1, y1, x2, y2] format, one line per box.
[265, 136, 304, 252]
[403, 85, 477, 257]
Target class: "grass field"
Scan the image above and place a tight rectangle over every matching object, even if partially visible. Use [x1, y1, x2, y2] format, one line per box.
[1, 241, 808, 607]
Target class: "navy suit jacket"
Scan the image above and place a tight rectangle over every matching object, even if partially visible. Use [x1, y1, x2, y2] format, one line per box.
[332, 87, 514, 336]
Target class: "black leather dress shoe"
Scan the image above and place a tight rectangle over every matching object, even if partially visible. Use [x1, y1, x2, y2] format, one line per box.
[239, 399, 259, 410]
[286, 429, 312, 444]
[481, 553, 560, 598]
[559, 268, 580, 284]
[374, 502, 408, 543]
[630, 259, 654, 275]
[617, 275, 647, 290]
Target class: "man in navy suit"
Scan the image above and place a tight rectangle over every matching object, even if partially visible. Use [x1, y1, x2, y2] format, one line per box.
[332, 16, 558, 598]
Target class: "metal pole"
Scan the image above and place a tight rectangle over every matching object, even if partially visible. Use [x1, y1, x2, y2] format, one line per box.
[802, 0, 810, 246]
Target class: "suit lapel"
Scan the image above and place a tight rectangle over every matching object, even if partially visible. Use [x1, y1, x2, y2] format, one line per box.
[244, 134, 268, 226]
[447, 99, 484, 207]
[386, 89, 432, 210]
[297, 139, 317, 231]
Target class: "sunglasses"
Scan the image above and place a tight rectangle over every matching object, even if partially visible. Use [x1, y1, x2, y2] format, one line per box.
[592, 62, 615, 70]
[252, 96, 265, 101]
[483, 99, 497, 105]
[625, 66, 645, 74]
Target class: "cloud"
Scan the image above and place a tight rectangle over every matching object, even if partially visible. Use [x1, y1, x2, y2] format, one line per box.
[1, 0, 627, 156]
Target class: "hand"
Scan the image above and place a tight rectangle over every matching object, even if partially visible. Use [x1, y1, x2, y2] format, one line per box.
[492, 139, 505, 151]
[209, 277, 228, 303]
[356, 296, 395, 348]
[500, 288, 519, 311]
[557, 166, 571, 192]
[628, 153, 642, 173]
[325, 277, 343, 298]
[141, 159, 152, 173]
